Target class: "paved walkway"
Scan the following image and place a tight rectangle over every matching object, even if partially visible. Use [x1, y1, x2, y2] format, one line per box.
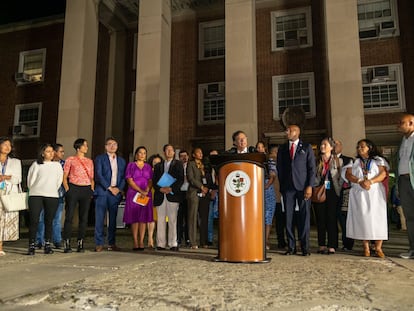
[0, 227, 413, 310]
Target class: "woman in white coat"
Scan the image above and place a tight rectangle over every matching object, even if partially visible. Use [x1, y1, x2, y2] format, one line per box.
[344, 139, 389, 258]
[0, 137, 22, 256]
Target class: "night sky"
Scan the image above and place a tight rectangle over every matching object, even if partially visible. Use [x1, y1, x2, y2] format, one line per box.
[0, 0, 66, 25]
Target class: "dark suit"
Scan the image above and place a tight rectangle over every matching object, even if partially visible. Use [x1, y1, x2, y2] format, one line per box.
[277, 140, 315, 254]
[153, 159, 184, 248]
[94, 153, 126, 247]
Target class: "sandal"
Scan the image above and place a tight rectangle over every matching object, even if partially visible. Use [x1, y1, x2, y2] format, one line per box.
[0, 250, 5, 256]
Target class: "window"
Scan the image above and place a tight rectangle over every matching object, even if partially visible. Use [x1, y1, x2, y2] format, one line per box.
[15, 48, 46, 84]
[361, 63, 405, 112]
[199, 20, 225, 60]
[358, 0, 399, 39]
[272, 73, 315, 120]
[13, 103, 42, 138]
[271, 7, 312, 51]
[198, 82, 225, 125]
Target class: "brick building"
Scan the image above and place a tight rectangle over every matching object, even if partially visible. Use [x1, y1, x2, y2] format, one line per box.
[0, 0, 413, 169]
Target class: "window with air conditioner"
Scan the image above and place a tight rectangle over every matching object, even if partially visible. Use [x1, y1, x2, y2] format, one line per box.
[15, 48, 46, 85]
[361, 63, 405, 112]
[358, 0, 399, 40]
[198, 82, 225, 125]
[199, 20, 225, 60]
[271, 7, 312, 51]
[13, 103, 42, 138]
[272, 72, 316, 120]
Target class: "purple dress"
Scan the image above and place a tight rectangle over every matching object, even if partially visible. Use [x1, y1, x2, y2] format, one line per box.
[123, 162, 153, 224]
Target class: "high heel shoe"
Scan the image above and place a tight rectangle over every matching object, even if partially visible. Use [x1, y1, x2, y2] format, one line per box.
[376, 249, 385, 258]
[364, 248, 370, 257]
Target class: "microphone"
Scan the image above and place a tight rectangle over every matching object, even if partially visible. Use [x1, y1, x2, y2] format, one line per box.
[248, 146, 257, 153]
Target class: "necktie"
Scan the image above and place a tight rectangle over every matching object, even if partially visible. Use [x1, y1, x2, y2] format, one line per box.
[290, 143, 295, 160]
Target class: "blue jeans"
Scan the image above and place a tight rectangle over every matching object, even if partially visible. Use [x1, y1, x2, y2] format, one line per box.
[208, 195, 218, 243]
[94, 192, 122, 246]
[36, 199, 64, 244]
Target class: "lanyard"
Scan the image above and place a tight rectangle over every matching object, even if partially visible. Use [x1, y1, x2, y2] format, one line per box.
[360, 158, 372, 179]
[1, 158, 7, 175]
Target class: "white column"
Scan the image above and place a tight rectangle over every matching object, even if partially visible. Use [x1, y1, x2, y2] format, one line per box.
[56, 0, 99, 154]
[324, 0, 365, 155]
[225, 0, 258, 149]
[134, 0, 171, 155]
[106, 30, 126, 146]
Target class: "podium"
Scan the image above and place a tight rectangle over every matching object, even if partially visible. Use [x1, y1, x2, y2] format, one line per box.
[210, 153, 270, 263]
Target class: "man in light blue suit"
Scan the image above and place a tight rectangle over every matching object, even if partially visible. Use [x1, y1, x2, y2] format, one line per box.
[94, 137, 126, 252]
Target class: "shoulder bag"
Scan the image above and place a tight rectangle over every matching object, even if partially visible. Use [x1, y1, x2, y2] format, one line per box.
[0, 184, 28, 212]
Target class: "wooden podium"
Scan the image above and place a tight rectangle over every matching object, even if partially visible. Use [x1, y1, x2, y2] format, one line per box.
[210, 153, 270, 263]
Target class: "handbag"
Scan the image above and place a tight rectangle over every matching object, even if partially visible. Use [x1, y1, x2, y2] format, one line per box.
[0, 184, 28, 212]
[311, 184, 326, 203]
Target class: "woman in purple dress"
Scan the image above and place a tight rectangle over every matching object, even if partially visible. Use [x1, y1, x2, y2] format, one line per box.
[124, 146, 153, 250]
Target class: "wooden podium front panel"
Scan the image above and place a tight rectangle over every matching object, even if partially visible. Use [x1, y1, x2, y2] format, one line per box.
[218, 161, 265, 262]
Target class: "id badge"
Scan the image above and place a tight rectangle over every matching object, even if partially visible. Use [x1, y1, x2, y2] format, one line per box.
[0, 181, 4, 190]
[324, 180, 331, 190]
[202, 177, 207, 185]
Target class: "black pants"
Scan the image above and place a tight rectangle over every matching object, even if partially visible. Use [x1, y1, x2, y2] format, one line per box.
[198, 196, 210, 246]
[275, 202, 287, 246]
[63, 184, 93, 240]
[314, 188, 339, 249]
[177, 191, 189, 244]
[29, 196, 58, 243]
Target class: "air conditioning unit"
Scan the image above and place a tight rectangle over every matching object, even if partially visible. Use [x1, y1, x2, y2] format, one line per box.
[12, 124, 33, 136]
[379, 21, 396, 37]
[14, 72, 30, 84]
[371, 66, 390, 83]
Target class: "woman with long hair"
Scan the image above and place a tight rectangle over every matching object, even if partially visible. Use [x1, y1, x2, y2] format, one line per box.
[0, 137, 22, 256]
[187, 147, 214, 249]
[314, 137, 342, 254]
[27, 143, 63, 255]
[344, 139, 389, 258]
[124, 146, 153, 250]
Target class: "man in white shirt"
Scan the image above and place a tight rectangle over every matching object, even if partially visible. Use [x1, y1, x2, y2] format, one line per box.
[397, 113, 414, 259]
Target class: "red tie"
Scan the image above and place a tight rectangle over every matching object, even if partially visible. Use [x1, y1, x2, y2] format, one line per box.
[290, 143, 295, 159]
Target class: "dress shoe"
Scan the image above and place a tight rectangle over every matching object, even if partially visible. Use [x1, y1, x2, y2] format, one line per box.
[156, 246, 166, 251]
[302, 251, 311, 256]
[95, 245, 104, 252]
[376, 249, 385, 258]
[285, 249, 296, 255]
[400, 251, 414, 259]
[170, 246, 179, 251]
[108, 245, 121, 251]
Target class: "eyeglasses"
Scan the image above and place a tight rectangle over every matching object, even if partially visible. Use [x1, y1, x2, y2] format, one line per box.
[106, 143, 118, 147]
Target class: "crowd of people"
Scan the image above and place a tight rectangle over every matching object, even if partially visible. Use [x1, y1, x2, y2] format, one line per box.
[0, 113, 414, 260]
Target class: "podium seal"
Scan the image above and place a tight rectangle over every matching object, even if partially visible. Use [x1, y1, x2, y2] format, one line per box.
[225, 170, 251, 197]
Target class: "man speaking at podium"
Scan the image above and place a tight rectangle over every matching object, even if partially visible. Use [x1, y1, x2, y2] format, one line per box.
[227, 130, 256, 154]
[277, 124, 315, 256]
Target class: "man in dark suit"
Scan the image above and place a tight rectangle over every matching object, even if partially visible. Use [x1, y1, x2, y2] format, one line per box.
[153, 144, 184, 251]
[94, 137, 126, 252]
[277, 125, 315, 256]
